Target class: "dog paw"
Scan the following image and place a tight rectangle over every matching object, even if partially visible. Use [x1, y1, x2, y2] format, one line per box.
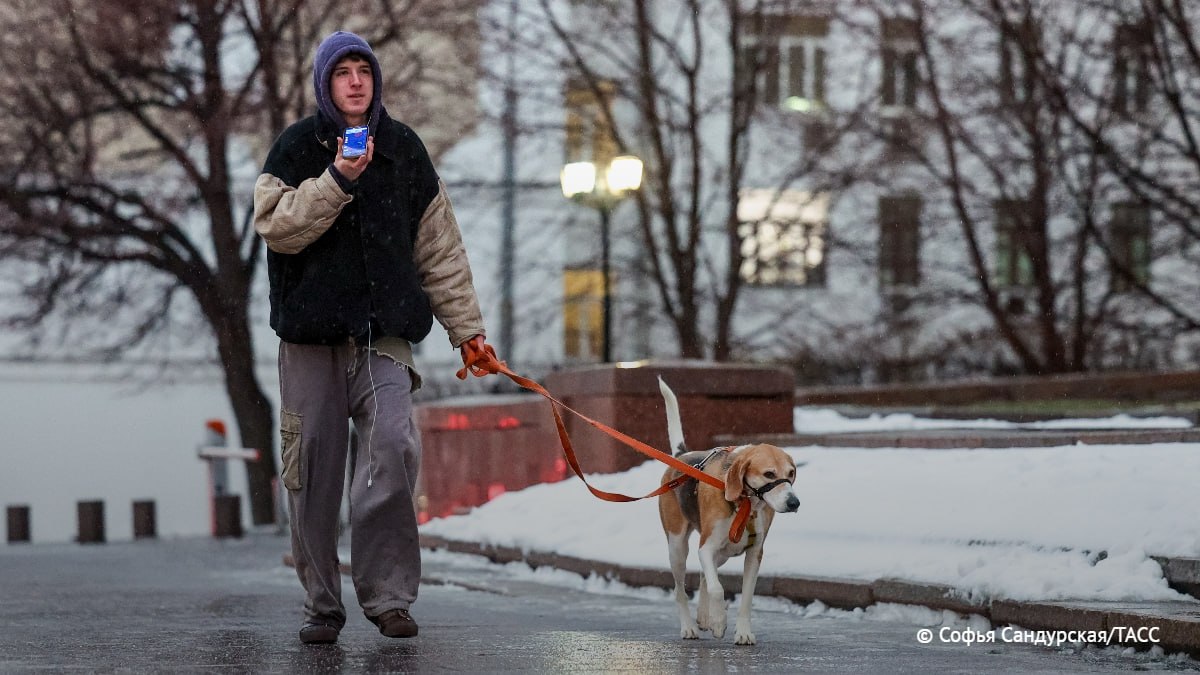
[680, 625, 700, 640]
[734, 619, 756, 645]
[709, 616, 727, 639]
[702, 606, 725, 634]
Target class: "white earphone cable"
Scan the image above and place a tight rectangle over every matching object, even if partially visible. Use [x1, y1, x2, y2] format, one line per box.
[365, 323, 378, 488]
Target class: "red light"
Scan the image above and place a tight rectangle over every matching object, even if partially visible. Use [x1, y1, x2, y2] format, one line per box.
[542, 457, 569, 483]
[497, 416, 521, 430]
[417, 511, 431, 525]
[205, 419, 227, 436]
[443, 413, 470, 430]
[486, 483, 507, 500]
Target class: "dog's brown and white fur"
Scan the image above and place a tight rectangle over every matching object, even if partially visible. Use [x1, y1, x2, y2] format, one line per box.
[656, 377, 800, 645]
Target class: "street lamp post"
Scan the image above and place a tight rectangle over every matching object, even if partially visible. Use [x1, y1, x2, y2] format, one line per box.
[560, 155, 643, 363]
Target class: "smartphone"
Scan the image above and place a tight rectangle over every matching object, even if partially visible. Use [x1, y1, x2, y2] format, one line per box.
[343, 125, 369, 159]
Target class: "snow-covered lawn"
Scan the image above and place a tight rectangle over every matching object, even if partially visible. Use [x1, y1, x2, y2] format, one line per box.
[423, 411, 1200, 603]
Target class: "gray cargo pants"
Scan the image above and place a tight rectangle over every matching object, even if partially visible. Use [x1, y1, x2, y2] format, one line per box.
[278, 340, 422, 629]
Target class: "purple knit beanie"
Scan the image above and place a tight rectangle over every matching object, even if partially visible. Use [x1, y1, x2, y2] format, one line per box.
[313, 31, 383, 131]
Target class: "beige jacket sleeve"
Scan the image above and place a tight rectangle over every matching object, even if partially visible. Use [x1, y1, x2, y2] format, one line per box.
[414, 180, 486, 347]
[253, 169, 352, 254]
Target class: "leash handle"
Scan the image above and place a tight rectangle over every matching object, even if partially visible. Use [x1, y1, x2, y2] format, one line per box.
[456, 337, 499, 380]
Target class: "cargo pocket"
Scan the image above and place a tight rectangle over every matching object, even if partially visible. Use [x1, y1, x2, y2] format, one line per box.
[280, 409, 303, 491]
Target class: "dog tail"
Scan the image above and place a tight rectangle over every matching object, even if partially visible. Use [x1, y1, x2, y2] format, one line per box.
[658, 376, 688, 456]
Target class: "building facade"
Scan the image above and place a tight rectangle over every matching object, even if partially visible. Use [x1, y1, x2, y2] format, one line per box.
[430, 0, 1200, 388]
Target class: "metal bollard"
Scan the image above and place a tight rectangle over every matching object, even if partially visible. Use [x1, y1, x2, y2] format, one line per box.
[132, 500, 157, 540]
[213, 494, 243, 538]
[7, 505, 30, 543]
[77, 500, 105, 544]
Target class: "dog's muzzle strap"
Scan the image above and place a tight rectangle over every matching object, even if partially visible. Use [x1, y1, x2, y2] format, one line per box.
[748, 478, 793, 500]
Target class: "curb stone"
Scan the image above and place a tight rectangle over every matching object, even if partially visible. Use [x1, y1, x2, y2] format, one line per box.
[414, 534, 1200, 657]
[715, 428, 1200, 450]
[872, 578, 989, 617]
[992, 600, 1200, 656]
[1154, 556, 1200, 599]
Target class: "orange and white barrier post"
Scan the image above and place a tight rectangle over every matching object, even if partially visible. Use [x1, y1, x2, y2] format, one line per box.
[197, 419, 260, 538]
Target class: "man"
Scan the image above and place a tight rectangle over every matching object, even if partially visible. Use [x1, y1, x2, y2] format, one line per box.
[253, 30, 491, 644]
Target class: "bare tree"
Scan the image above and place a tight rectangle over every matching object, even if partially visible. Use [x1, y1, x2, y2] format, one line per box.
[1040, 0, 1200, 329]
[520, 0, 829, 360]
[0, 0, 479, 524]
[810, 0, 1197, 376]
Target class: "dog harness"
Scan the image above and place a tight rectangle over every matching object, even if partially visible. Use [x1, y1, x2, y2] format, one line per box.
[672, 449, 725, 531]
[669, 447, 771, 548]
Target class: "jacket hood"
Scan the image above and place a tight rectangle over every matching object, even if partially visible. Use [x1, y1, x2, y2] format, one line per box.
[312, 31, 384, 135]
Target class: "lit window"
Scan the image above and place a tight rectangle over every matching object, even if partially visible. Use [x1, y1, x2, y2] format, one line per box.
[737, 15, 829, 112]
[737, 190, 828, 287]
[562, 268, 605, 359]
[1110, 202, 1151, 292]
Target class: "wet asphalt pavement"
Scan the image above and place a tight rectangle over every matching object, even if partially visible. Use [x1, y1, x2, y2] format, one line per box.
[1, 534, 1198, 673]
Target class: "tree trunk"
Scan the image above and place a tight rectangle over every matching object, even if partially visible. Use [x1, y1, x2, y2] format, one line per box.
[213, 308, 277, 526]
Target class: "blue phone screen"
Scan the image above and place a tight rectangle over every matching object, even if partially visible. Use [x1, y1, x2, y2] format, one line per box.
[344, 126, 369, 158]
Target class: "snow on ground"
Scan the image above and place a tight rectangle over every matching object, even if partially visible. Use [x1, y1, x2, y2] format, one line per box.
[422, 411, 1200, 604]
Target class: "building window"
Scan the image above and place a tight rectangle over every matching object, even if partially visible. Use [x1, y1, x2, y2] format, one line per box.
[564, 78, 617, 165]
[994, 199, 1035, 288]
[881, 17, 919, 109]
[1113, 21, 1153, 115]
[737, 189, 828, 287]
[562, 267, 605, 360]
[879, 196, 922, 288]
[738, 15, 829, 112]
[998, 17, 1038, 104]
[1110, 202, 1151, 292]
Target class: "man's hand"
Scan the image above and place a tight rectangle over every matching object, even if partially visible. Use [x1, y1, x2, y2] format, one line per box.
[334, 135, 374, 182]
[458, 335, 500, 379]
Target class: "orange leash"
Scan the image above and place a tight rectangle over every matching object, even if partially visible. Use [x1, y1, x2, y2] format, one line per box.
[456, 343, 753, 542]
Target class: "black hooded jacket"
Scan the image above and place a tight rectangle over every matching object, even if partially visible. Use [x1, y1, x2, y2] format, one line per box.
[258, 111, 440, 345]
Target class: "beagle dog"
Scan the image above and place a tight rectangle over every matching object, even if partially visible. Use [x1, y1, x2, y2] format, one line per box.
[656, 377, 800, 645]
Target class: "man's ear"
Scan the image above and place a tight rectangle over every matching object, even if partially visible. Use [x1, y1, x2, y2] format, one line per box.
[724, 454, 748, 502]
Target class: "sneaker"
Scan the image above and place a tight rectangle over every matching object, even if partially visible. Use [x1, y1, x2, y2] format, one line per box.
[299, 622, 339, 645]
[371, 608, 419, 638]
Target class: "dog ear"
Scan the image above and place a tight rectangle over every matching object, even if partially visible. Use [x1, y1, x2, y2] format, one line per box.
[724, 454, 748, 502]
